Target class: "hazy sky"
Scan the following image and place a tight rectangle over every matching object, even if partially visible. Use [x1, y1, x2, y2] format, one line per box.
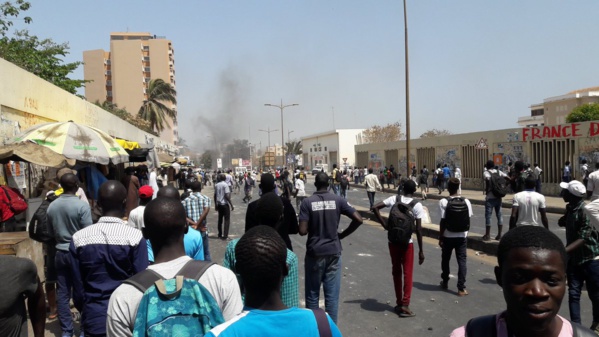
[14, 0, 599, 152]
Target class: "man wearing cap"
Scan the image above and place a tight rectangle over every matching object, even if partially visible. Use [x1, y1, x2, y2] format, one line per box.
[559, 180, 599, 331]
[127, 185, 153, 230]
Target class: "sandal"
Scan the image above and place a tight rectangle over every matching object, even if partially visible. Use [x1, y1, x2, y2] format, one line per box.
[481, 235, 491, 241]
[395, 306, 416, 317]
[48, 312, 58, 320]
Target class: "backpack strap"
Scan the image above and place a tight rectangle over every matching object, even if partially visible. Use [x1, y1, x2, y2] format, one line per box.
[311, 308, 332, 337]
[572, 320, 597, 337]
[177, 260, 216, 280]
[407, 199, 419, 209]
[465, 314, 496, 337]
[124, 269, 163, 293]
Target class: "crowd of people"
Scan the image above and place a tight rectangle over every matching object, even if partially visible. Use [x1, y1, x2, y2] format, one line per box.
[5, 157, 599, 336]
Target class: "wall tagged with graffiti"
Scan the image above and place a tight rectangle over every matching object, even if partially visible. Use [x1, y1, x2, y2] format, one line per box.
[496, 142, 528, 167]
[579, 137, 599, 164]
[436, 146, 461, 169]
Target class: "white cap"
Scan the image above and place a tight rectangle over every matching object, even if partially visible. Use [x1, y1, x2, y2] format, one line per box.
[559, 180, 586, 197]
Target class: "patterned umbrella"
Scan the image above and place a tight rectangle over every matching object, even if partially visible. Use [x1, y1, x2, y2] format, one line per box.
[0, 141, 76, 167]
[10, 121, 129, 165]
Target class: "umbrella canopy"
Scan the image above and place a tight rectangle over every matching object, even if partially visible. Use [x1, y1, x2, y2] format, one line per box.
[11, 121, 129, 165]
[0, 141, 76, 167]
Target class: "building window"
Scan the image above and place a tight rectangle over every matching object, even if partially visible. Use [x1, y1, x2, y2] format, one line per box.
[324, 146, 327, 151]
[318, 147, 322, 151]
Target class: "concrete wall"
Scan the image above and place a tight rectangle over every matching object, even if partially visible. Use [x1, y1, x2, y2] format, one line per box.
[302, 129, 364, 169]
[0, 57, 176, 152]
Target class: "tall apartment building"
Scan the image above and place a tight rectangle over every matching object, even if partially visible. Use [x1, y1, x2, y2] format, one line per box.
[83, 32, 178, 144]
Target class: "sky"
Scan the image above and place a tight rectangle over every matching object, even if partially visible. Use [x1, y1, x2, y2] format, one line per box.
[11, 0, 599, 153]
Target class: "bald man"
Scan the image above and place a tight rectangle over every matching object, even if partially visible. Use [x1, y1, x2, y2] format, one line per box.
[70, 180, 148, 337]
[106, 198, 242, 337]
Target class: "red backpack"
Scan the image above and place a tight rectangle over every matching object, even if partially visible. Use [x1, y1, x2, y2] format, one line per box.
[0, 186, 27, 221]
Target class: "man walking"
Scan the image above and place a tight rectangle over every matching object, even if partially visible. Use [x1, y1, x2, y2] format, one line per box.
[483, 160, 509, 241]
[183, 181, 212, 261]
[364, 168, 382, 209]
[331, 164, 341, 196]
[587, 162, 599, 201]
[215, 173, 234, 240]
[47, 173, 92, 337]
[299, 172, 363, 323]
[372, 180, 425, 317]
[559, 180, 599, 331]
[509, 175, 548, 230]
[439, 178, 472, 297]
[533, 162, 543, 193]
[70, 181, 149, 337]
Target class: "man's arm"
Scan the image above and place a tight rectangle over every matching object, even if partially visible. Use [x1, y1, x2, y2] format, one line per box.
[338, 211, 363, 240]
[132, 239, 149, 273]
[540, 208, 549, 229]
[69, 241, 84, 312]
[371, 202, 388, 229]
[415, 218, 425, 265]
[197, 207, 210, 228]
[28, 276, 45, 337]
[438, 200, 446, 247]
[225, 193, 234, 211]
[509, 206, 519, 230]
[299, 220, 309, 236]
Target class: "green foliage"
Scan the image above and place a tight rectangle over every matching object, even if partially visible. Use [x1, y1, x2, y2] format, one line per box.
[199, 150, 213, 169]
[419, 128, 453, 138]
[0, 30, 85, 94]
[566, 103, 599, 123]
[138, 79, 177, 133]
[0, 0, 31, 36]
[285, 140, 302, 155]
[94, 100, 158, 136]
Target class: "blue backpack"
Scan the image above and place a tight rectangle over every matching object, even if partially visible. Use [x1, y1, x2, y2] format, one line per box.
[124, 260, 224, 337]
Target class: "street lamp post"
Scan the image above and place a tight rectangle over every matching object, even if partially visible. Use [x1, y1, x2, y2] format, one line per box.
[287, 130, 294, 170]
[258, 127, 278, 168]
[264, 99, 299, 169]
[403, 0, 411, 176]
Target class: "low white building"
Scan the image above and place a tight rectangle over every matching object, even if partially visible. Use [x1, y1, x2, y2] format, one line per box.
[301, 129, 364, 170]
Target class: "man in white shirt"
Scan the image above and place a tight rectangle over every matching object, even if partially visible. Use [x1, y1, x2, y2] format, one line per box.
[293, 174, 306, 211]
[533, 163, 543, 193]
[439, 178, 472, 297]
[364, 168, 382, 209]
[483, 160, 509, 241]
[126, 185, 153, 230]
[106, 197, 243, 337]
[587, 163, 599, 201]
[509, 176, 548, 230]
[371, 180, 425, 317]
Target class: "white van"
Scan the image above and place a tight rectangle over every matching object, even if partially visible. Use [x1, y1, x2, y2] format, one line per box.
[235, 167, 247, 176]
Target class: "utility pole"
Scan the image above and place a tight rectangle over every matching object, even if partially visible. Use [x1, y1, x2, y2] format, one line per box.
[403, 0, 411, 176]
[264, 99, 299, 168]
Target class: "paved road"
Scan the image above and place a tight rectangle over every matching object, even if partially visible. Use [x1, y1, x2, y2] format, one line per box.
[39, 179, 591, 336]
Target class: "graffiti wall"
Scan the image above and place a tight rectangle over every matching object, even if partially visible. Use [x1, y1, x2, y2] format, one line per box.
[436, 146, 461, 169]
[579, 137, 599, 164]
[495, 142, 528, 169]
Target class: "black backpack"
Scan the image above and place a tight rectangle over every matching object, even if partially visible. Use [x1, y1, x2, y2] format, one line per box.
[334, 169, 342, 183]
[387, 199, 419, 247]
[340, 176, 349, 188]
[28, 193, 58, 244]
[444, 197, 470, 232]
[489, 171, 509, 198]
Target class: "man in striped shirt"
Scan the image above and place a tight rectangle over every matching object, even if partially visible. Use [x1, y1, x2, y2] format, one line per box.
[183, 181, 212, 261]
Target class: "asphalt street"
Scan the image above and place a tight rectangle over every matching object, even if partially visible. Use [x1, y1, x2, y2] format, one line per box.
[38, 178, 591, 336]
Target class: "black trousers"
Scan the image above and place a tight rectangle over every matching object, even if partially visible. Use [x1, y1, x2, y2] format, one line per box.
[441, 237, 467, 291]
[217, 204, 231, 238]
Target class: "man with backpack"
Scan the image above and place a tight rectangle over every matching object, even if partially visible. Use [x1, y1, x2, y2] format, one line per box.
[439, 178, 473, 297]
[331, 164, 341, 196]
[299, 172, 363, 324]
[106, 197, 243, 337]
[371, 180, 425, 318]
[207, 226, 341, 337]
[340, 170, 350, 199]
[483, 160, 510, 241]
[509, 175, 548, 230]
[435, 164, 444, 194]
[451, 226, 596, 337]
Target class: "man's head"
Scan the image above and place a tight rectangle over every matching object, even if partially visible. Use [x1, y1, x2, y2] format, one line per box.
[514, 161, 525, 173]
[485, 160, 495, 170]
[447, 178, 460, 195]
[157, 185, 180, 200]
[333, 164, 337, 169]
[495, 226, 566, 333]
[368, 168, 373, 174]
[190, 181, 202, 192]
[138, 185, 154, 205]
[143, 197, 187, 247]
[534, 163, 539, 167]
[218, 173, 226, 182]
[443, 164, 448, 168]
[582, 159, 588, 165]
[125, 166, 136, 175]
[259, 173, 276, 193]
[565, 161, 571, 166]
[402, 179, 417, 195]
[423, 165, 427, 169]
[235, 225, 288, 295]
[60, 173, 79, 194]
[255, 192, 284, 229]
[56, 168, 76, 181]
[314, 172, 329, 189]
[524, 176, 536, 190]
[98, 180, 127, 216]
[560, 180, 586, 203]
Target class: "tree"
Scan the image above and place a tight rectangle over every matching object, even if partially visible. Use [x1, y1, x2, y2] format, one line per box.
[224, 139, 250, 160]
[362, 122, 404, 143]
[0, 30, 85, 94]
[199, 150, 213, 169]
[0, 1, 31, 37]
[94, 100, 157, 136]
[137, 79, 177, 133]
[285, 140, 302, 156]
[419, 128, 453, 138]
[566, 103, 599, 123]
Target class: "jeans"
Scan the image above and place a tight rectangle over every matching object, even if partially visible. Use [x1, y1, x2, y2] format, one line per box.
[567, 259, 599, 324]
[331, 184, 340, 196]
[437, 178, 444, 193]
[217, 204, 230, 238]
[296, 196, 306, 212]
[340, 187, 347, 199]
[56, 250, 75, 335]
[388, 242, 414, 307]
[485, 197, 503, 226]
[441, 237, 467, 291]
[367, 192, 375, 209]
[536, 179, 542, 194]
[200, 230, 211, 261]
[305, 254, 342, 324]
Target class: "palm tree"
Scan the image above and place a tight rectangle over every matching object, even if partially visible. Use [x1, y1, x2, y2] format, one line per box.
[137, 79, 177, 133]
[285, 140, 302, 156]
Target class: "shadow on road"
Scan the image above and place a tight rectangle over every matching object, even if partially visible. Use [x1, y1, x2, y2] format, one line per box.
[478, 277, 497, 285]
[344, 298, 395, 313]
[413, 281, 447, 292]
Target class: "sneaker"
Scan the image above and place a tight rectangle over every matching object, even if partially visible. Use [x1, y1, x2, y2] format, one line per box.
[458, 289, 469, 297]
[439, 281, 448, 290]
